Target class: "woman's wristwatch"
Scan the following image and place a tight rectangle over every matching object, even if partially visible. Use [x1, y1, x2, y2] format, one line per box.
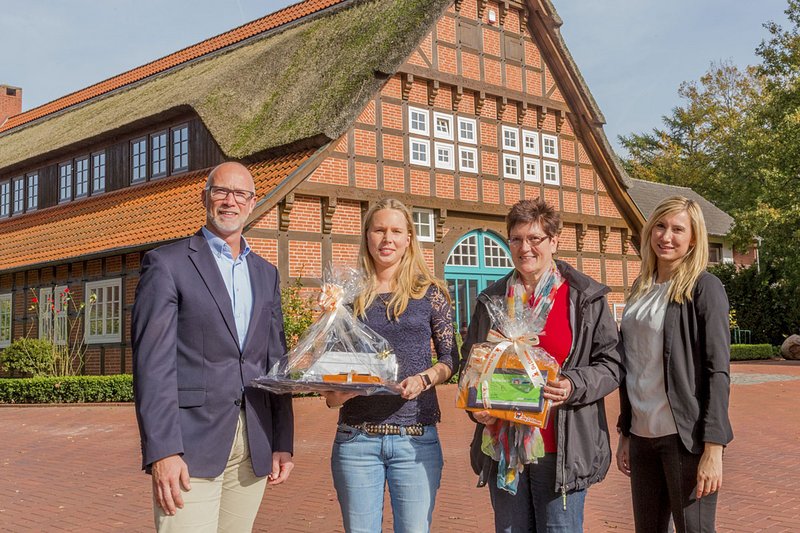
[419, 373, 432, 390]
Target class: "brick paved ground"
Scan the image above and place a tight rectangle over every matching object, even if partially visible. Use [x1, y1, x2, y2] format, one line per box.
[1, 360, 799, 532]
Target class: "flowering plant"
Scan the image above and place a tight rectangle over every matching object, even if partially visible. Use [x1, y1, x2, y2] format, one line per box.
[26, 287, 94, 376]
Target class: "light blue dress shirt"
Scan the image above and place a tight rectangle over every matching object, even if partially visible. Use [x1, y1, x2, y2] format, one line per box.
[201, 227, 253, 350]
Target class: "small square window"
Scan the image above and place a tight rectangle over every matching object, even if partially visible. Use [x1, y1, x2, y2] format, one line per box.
[502, 126, 519, 152]
[409, 138, 430, 166]
[458, 117, 477, 144]
[542, 134, 559, 158]
[522, 130, 539, 155]
[459, 147, 478, 173]
[523, 157, 540, 182]
[409, 107, 429, 135]
[433, 112, 454, 140]
[434, 142, 455, 170]
[503, 154, 520, 180]
[543, 161, 560, 185]
[613, 304, 626, 323]
[412, 208, 435, 242]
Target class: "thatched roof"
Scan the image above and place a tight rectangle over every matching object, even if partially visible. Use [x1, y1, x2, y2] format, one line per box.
[0, 0, 452, 171]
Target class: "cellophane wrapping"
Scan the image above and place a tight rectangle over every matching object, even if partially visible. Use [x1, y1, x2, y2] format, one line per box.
[456, 295, 559, 428]
[252, 266, 401, 395]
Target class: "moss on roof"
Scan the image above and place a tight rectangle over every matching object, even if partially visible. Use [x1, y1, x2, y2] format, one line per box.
[0, 0, 452, 170]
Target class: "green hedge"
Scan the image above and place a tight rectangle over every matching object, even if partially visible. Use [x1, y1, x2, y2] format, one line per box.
[729, 344, 776, 361]
[0, 374, 133, 404]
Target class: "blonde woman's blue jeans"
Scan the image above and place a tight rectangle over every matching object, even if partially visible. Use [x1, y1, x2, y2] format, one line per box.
[331, 424, 443, 533]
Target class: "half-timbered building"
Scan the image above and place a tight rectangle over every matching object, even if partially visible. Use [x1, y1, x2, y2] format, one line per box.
[0, 0, 647, 375]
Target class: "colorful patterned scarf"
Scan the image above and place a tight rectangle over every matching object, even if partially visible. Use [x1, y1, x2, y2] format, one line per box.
[482, 261, 563, 494]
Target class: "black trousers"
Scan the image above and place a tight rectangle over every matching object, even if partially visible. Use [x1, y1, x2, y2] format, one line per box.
[629, 434, 718, 533]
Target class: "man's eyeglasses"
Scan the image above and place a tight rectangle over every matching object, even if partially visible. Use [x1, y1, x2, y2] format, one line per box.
[206, 186, 255, 204]
[508, 234, 550, 248]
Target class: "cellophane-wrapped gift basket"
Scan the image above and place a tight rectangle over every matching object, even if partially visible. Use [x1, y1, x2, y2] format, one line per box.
[457, 294, 559, 428]
[253, 266, 401, 395]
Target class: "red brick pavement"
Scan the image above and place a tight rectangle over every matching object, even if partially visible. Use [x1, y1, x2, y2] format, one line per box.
[1, 360, 799, 532]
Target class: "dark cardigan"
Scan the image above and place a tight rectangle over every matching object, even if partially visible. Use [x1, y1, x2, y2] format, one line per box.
[618, 271, 734, 454]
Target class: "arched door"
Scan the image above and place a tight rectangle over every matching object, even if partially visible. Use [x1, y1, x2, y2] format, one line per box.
[445, 230, 513, 331]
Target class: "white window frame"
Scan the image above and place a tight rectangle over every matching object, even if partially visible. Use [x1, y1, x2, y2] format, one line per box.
[409, 137, 430, 167]
[502, 126, 519, 152]
[523, 157, 541, 183]
[53, 285, 69, 346]
[433, 112, 454, 141]
[457, 116, 477, 144]
[613, 303, 626, 323]
[458, 146, 478, 173]
[522, 130, 539, 155]
[151, 131, 168, 178]
[503, 154, 520, 180]
[412, 208, 435, 243]
[0, 181, 10, 217]
[131, 137, 147, 183]
[434, 142, 455, 170]
[483, 235, 514, 268]
[172, 124, 189, 173]
[85, 279, 122, 344]
[92, 151, 106, 193]
[408, 106, 429, 136]
[59, 161, 73, 202]
[446, 234, 479, 267]
[26, 173, 38, 210]
[543, 161, 560, 185]
[38, 287, 53, 341]
[0, 293, 11, 348]
[542, 134, 559, 159]
[75, 156, 89, 198]
[12, 176, 24, 214]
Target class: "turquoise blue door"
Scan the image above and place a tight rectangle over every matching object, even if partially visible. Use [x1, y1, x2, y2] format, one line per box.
[445, 231, 514, 330]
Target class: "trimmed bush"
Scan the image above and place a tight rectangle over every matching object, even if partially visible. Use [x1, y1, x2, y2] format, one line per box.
[729, 344, 775, 361]
[0, 374, 133, 404]
[0, 338, 56, 377]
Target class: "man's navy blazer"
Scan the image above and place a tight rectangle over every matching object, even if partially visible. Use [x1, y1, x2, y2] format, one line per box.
[132, 230, 293, 478]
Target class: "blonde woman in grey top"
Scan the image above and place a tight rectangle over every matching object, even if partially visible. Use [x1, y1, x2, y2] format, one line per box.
[617, 196, 733, 533]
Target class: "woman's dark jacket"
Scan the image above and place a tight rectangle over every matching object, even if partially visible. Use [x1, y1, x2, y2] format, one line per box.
[461, 260, 625, 493]
[617, 271, 734, 453]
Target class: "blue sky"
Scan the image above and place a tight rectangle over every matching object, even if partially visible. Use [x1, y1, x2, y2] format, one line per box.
[0, 0, 789, 155]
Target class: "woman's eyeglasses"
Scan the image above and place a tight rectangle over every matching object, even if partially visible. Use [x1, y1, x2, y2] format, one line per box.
[508, 234, 550, 248]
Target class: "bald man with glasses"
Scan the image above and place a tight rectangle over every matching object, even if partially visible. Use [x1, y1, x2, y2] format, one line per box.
[133, 161, 294, 532]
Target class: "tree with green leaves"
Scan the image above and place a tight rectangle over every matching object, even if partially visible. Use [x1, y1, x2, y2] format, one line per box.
[620, 0, 800, 341]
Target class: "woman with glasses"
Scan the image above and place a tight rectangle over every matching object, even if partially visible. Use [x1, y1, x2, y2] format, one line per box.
[616, 196, 733, 532]
[321, 198, 455, 533]
[461, 198, 624, 532]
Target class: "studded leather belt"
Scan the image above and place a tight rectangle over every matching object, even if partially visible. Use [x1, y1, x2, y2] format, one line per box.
[358, 423, 425, 436]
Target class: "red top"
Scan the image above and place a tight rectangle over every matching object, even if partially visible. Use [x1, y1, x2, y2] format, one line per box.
[536, 281, 572, 452]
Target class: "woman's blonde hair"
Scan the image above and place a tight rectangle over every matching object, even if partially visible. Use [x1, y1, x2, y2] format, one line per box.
[353, 199, 450, 319]
[629, 196, 709, 304]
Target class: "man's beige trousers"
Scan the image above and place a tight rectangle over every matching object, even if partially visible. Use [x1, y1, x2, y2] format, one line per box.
[154, 408, 268, 532]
